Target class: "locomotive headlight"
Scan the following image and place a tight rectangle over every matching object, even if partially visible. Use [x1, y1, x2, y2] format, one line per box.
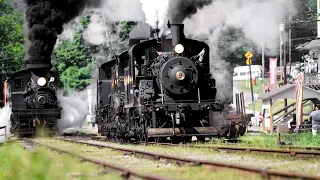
[37, 77, 47, 86]
[174, 44, 184, 54]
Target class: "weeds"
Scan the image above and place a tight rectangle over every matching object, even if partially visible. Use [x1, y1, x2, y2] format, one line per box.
[239, 132, 320, 147]
[0, 143, 121, 180]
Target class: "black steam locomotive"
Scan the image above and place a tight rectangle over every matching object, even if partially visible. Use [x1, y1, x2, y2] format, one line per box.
[4, 61, 61, 137]
[95, 23, 250, 142]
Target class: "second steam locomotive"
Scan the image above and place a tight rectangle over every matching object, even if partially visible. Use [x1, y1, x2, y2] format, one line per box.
[95, 23, 251, 142]
[4, 61, 61, 137]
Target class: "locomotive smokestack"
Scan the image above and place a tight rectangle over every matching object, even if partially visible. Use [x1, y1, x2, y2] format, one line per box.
[171, 23, 185, 47]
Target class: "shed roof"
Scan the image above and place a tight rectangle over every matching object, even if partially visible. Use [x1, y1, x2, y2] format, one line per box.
[258, 84, 320, 101]
[296, 39, 320, 51]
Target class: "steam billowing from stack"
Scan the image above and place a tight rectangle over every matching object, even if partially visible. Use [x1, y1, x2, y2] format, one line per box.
[24, 0, 101, 69]
[168, 0, 212, 23]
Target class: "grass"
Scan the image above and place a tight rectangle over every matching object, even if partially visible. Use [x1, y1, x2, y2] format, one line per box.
[85, 139, 320, 176]
[239, 78, 266, 95]
[239, 132, 320, 147]
[0, 142, 121, 180]
[38, 138, 261, 180]
[238, 78, 281, 95]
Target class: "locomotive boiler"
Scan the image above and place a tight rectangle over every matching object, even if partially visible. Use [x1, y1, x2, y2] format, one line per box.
[5, 61, 61, 137]
[95, 22, 251, 142]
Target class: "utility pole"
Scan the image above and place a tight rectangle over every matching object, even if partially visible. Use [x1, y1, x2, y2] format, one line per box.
[245, 51, 256, 124]
[317, 0, 320, 39]
[283, 14, 288, 111]
[288, 16, 292, 81]
[279, 24, 284, 83]
[261, 40, 265, 93]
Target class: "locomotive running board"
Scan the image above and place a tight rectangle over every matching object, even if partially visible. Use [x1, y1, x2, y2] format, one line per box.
[147, 127, 219, 137]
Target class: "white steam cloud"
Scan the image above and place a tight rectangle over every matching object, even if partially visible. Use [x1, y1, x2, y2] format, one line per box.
[184, 0, 296, 55]
[63, 0, 146, 46]
[57, 91, 89, 133]
[98, 0, 145, 22]
[58, 17, 82, 43]
[182, 0, 297, 102]
[83, 14, 108, 45]
[140, 0, 169, 28]
[0, 105, 11, 142]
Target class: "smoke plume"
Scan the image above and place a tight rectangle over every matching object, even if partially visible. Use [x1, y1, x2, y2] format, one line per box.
[57, 91, 89, 133]
[61, 0, 145, 49]
[98, 0, 145, 22]
[24, 0, 101, 67]
[140, 0, 169, 28]
[168, 0, 213, 23]
[179, 0, 297, 102]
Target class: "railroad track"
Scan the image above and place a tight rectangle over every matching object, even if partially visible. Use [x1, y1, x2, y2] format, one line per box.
[90, 135, 320, 158]
[91, 135, 320, 152]
[24, 138, 167, 180]
[58, 137, 320, 180]
[147, 142, 320, 159]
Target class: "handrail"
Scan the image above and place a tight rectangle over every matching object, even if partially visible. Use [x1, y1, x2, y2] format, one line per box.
[271, 98, 314, 118]
[0, 126, 7, 142]
[273, 109, 295, 125]
[271, 101, 296, 117]
[266, 99, 310, 121]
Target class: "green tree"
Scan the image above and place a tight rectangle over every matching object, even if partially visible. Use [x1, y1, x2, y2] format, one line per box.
[216, 27, 255, 66]
[53, 13, 137, 92]
[120, 21, 137, 39]
[0, 0, 24, 106]
[0, 0, 24, 78]
[53, 32, 95, 92]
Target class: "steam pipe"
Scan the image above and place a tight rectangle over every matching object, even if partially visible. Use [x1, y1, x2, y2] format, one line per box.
[160, 83, 164, 104]
[197, 88, 201, 103]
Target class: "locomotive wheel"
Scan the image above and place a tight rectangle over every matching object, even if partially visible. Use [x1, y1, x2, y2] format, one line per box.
[196, 136, 205, 143]
[183, 137, 192, 143]
[171, 136, 184, 144]
[239, 125, 247, 136]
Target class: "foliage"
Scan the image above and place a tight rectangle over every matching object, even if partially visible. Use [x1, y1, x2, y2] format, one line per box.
[53, 32, 95, 92]
[120, 21, 137, 39]
[216, 27, 255, 66]
[80, 14, 91, 29]
[239, 132, 320, 147]
[53, 15, 136, 92]
[291, 0, 318, 46]
[0, 0, 24, 83]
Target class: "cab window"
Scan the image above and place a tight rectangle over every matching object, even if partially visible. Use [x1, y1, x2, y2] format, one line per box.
[15, 78, 24, 88]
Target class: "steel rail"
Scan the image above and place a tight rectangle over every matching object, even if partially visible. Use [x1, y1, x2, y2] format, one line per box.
[58, 137, 320, 180]
[90, 135, 320, 153]
[148, 143, 320, 159]
[280, 145, 320, 151]
[25, 138, 167, 180]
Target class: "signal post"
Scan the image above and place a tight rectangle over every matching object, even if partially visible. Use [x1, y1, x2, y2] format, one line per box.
[245, 51, 256, 125]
